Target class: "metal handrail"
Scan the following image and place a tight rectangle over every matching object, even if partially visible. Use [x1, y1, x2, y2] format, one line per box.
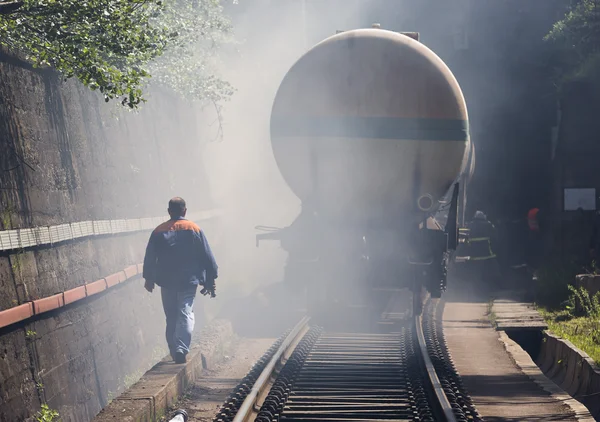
[232, 316, 310, 422]
[415, 307, 457, 422]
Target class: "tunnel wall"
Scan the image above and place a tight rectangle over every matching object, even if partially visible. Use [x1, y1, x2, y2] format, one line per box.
[550, 80, 600, 261]
[0, 54, 218, 421]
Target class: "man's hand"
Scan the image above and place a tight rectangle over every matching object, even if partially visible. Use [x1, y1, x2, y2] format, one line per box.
[144, 279, 155, 293]
[201, 279, 216, 298]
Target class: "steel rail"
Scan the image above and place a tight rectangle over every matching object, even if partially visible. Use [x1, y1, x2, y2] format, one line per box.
[232, 316, 311, 422]
[415, 310, 457, 422]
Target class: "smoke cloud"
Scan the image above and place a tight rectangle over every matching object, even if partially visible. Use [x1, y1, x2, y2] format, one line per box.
[192, 0, 560, 316]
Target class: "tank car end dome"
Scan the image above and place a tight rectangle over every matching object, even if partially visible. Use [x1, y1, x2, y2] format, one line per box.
[270, 28, 470, 224]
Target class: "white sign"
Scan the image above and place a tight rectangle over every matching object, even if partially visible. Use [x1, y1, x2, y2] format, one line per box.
[564, 188, 596, 211]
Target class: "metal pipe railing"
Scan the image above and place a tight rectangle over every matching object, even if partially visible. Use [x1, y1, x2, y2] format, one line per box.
[232, 316, 310, 422]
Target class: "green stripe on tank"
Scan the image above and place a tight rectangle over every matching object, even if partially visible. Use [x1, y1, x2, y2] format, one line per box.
[271, 116, 469, 141]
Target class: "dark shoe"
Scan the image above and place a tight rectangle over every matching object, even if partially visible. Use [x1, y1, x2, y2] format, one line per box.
[174, 351, 186, 364]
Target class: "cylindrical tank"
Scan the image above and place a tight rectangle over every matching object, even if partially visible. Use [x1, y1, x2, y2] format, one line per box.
[270, 28, 470, 227]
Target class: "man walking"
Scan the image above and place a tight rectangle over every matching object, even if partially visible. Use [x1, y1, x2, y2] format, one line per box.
[143, 197, 218, 364]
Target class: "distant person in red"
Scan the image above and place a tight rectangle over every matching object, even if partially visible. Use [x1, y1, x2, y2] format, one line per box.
[143, 197, 218, 364]
[526, 207, 542, 269]
[527, 208, 540, 232]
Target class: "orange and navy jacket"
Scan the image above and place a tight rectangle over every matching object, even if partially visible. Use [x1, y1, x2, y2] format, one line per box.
[143, 217, 218, 289]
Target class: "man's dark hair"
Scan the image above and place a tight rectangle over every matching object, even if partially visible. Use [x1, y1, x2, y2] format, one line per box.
[168, 197, 186, 216]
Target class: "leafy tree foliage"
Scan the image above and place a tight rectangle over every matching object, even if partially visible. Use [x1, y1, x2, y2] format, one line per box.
[0, 0, 234, 108]
[545, 0, 600, 88]
[148, 0, 235, 104]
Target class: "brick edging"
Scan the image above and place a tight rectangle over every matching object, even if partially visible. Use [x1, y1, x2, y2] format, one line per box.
[0, 263, 142, 330]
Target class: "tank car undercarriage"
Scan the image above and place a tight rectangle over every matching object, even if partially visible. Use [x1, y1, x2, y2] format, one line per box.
[256, 185, 459, 319]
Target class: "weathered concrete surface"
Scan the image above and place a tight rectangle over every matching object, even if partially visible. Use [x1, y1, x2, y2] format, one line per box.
[443, 279, 577, 421]
[0, 234, 166, 422]
[499, 332, 594, 421]
[0, 329, 39, 422]
[0, 53, 221, 422]
[0, 66, 214, 228]
[492, 292, 548, 332]
[93, 320, 234, 422]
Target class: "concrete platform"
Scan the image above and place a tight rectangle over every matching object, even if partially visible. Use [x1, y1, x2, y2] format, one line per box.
[492, 290, 548, 332]
[443, 282, 579, 421]
[93, 320, 235, 422]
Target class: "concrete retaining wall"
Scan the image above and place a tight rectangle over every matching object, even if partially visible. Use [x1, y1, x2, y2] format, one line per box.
[0, 233, 159, 422]
[93, 319, 234, 422]
[0, 53, 220, 422]
[535, 331, 600, 419]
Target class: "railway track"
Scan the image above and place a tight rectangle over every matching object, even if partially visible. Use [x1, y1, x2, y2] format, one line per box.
[213, 298, 480, 422]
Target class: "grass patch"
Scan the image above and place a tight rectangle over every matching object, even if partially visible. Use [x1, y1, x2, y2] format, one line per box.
[540, 308, 600, 363]
[538, 285, 600, 364]
[532, 257, 600, 364]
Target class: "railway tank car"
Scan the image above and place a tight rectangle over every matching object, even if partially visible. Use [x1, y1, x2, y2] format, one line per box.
[257, 25, 471, 317]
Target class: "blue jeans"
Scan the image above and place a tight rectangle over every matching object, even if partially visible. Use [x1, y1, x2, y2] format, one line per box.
[161, 284, 197, 356]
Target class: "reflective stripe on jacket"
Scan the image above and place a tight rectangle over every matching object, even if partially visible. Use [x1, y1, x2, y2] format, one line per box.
[468, 237, 496, 260]
[465, 219, 497, 261]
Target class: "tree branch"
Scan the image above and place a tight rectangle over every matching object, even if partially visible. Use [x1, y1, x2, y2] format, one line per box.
[209, 99, 224, 142]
